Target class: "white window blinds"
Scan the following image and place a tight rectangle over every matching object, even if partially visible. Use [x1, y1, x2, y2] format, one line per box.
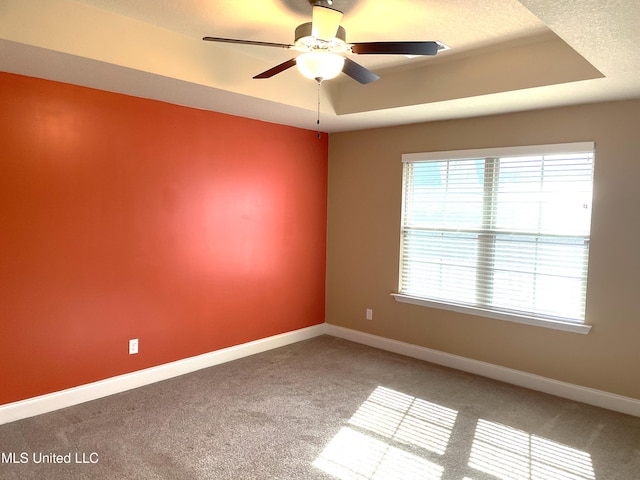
[399, 143, 594, 324]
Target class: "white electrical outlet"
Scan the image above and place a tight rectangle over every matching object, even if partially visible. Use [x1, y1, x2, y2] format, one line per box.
[129, 338, 139, 355]
[366, 308, 373, 320]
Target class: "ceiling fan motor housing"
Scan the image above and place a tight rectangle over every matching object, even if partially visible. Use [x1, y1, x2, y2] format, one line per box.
[310, 0, 334, 6]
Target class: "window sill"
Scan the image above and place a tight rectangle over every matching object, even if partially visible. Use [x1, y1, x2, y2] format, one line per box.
[391, 294, 592, 334]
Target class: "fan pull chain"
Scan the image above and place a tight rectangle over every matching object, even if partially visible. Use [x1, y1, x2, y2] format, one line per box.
[316, 79, 321, 139]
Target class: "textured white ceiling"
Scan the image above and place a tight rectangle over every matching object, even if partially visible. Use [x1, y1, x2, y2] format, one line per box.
[0, 0, 638, 132]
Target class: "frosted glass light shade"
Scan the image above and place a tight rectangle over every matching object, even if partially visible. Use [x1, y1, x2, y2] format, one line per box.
[296, 52, 345, 81]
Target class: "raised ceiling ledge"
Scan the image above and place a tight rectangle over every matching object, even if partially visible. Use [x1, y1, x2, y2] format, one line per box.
[0, 0, 321, 113]
[327, 31, 604, 115]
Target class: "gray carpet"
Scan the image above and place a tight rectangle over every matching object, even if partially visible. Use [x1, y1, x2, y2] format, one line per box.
[1, 335, 639, 479]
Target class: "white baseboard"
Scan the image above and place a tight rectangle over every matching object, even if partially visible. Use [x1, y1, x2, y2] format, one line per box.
[4, 322, 638, 425]
[325, 324, 640, 418]
[0, 324, 326, 426]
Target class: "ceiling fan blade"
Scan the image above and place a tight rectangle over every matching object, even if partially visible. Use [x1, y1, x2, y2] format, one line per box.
[203, 37, 293, 49]
[342, 57, 380, 84]
[312, 5, 343, 41]
[351, 41, 440, 56]
[253, 58, 298, 79]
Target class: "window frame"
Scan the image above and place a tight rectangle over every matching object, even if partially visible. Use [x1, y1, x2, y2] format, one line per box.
[394, 142, 594, 334]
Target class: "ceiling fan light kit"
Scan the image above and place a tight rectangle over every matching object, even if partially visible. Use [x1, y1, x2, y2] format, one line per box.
[203, 2, 444, 85]
[296, 51, 345, 81]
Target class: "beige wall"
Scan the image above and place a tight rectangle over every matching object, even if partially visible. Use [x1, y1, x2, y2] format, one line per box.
[326, 99, 640, 400]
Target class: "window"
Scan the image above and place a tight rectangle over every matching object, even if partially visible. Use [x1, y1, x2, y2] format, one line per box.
[395, 143, 594, 333]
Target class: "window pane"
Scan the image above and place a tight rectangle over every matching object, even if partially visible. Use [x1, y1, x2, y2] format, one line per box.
[492, 235, 589, 319]
[401, 230, 477, 304]
[495, 154, 593, 235]
[405, 160, 484, 230]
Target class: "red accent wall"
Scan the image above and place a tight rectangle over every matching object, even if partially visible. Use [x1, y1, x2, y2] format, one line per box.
[0, 72, 327, 405]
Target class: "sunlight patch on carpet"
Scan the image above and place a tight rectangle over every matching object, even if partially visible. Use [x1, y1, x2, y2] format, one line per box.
[313, 385, 597, 480]
[312, 386, 455, 479]
[468, 419, 595, 480]
[348, 386, 458, 455]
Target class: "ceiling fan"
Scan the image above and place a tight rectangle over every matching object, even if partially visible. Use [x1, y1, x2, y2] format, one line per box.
[203, 0, 446, 84]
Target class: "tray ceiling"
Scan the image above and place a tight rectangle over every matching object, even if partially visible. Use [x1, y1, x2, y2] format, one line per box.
[1, 0, 638, 132]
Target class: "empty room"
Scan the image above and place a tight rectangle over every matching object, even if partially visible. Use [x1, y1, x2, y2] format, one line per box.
[1, 1, 640, 479]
